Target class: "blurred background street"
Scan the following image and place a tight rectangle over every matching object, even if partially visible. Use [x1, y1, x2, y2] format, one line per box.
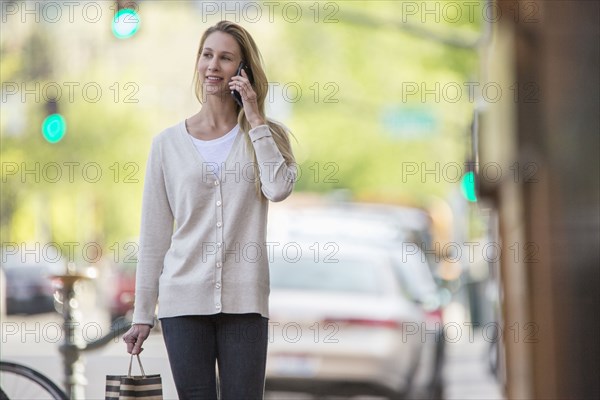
[1, 301, 504, 399]
[2, 1, 598, 399]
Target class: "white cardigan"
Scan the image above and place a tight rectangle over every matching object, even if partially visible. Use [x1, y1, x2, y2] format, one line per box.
[132, 121, 295, 325]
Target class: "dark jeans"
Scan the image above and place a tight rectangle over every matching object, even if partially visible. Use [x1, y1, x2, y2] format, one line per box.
[160, 313, 269, 400]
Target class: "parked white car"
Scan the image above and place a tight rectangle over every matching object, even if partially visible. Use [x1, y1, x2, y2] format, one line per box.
[266, 241, 425, 399]
[1, 246, 65, 315]
[267, 204, 446, 397]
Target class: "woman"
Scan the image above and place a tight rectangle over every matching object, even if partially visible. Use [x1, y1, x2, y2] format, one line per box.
[122, 20, 296, 399]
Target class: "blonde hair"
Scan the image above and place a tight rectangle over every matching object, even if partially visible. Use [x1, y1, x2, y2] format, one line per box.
[192, 20, 295, 195]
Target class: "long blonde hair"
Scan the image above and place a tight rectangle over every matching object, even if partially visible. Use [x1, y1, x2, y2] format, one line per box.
[192, 20, 295, 195]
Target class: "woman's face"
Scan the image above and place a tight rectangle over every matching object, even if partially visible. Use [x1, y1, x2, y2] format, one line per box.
[198, 31, 242, 99]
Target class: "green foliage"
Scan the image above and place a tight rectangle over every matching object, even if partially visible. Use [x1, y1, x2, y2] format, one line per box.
[1, 1, 481, 258]
[272, 1, 479, 201]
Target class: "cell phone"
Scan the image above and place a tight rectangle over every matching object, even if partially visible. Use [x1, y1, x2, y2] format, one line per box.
[231, 61, 254, 107]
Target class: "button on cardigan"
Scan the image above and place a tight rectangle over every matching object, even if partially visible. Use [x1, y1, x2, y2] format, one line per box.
[132, 121, 296, 326]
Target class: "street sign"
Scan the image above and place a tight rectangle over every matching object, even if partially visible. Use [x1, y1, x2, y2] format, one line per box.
[382, 106, 437, 139]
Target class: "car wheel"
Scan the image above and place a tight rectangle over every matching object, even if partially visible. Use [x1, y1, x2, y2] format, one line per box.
[387, 390, 407, 400]
[429, 380, 444, 400]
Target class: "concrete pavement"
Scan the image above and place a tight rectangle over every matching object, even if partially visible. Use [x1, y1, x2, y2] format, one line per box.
[2, 313, 505, 400]
[440, 331, 505, 400]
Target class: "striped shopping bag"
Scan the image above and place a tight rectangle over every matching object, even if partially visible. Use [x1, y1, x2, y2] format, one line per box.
[106, 355, 163, 400]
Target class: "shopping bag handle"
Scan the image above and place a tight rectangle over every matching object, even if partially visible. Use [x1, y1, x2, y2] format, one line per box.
[127, 354, 146, 378]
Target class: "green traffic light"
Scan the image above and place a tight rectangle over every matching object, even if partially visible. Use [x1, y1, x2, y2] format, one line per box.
[460, 171, 477, 202]
[112, 9, 140, 39]
[42, 114, 66, 143]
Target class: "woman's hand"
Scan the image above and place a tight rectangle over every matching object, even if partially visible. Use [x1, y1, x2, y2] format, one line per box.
[229, 69, 265, 128]
[122, 324, 152, 355]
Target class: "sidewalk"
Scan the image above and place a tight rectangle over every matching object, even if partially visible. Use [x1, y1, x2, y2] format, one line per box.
[442, 330, 505, 400]
[2, 311, 505, 400]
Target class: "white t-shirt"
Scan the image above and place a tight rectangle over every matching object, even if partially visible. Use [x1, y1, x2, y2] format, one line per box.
[188, 124, 239, 177]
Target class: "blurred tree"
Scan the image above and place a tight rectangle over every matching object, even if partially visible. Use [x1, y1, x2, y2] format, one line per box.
[1, 1, 482, 261]
[271, 1, 479, 203]
[21, 30, 53, 81]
